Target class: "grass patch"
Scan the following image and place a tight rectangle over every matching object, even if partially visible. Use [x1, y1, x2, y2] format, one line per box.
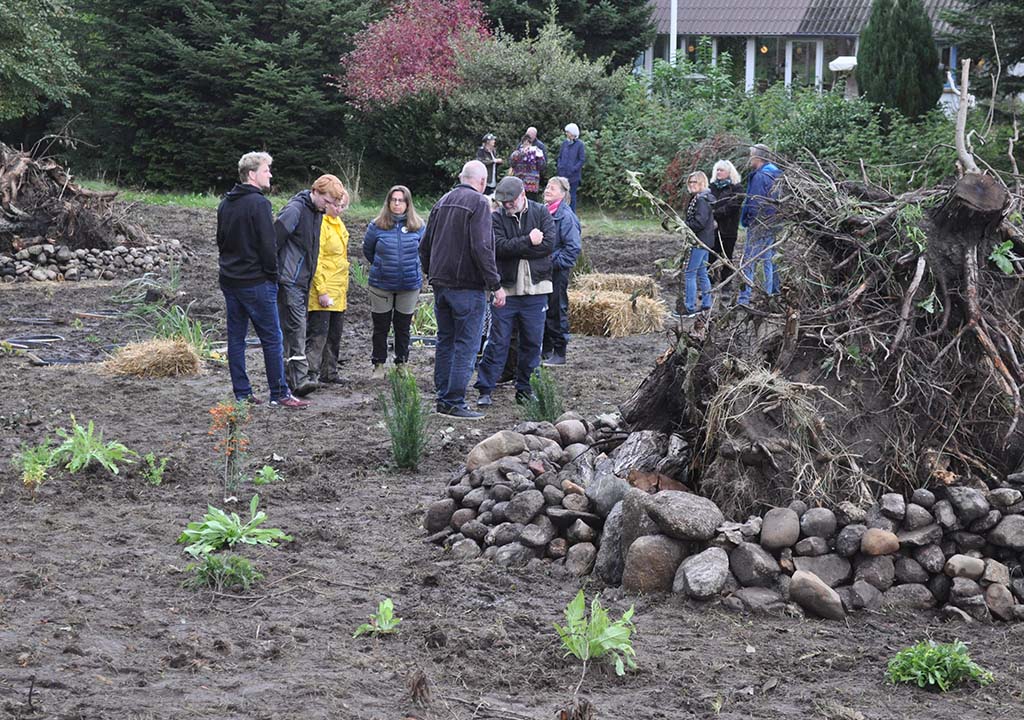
[886, 640, 993, 692]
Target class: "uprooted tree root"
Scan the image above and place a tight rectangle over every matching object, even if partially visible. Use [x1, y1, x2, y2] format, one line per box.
[623, 156, 1024, 519]
[1, 142, 148, 253]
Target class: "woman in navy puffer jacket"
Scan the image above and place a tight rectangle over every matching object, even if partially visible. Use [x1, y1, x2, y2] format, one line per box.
[362, 185, 425, 376]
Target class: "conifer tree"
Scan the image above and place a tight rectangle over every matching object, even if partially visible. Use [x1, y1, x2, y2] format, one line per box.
[857, 0, 943, 117]
[943, 1, 1024, 96]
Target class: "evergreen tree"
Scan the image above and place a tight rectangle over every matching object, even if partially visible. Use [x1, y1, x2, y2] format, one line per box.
[62, 0, 377, 190]
[857, 0, 943, 117]
[0, 0, 82, 121]
[943, 1, 1024, 96]
[484, 0, 655, 68]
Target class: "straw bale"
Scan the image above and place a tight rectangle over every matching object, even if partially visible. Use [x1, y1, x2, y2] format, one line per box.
[103, 338, 201, 378]
[572, 273, 659, 299]
[569, 290, 666, 338]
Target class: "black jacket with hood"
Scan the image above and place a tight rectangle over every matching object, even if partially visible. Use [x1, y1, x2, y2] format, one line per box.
[275, 190, 323, 289]
[216, 183, 277, 288]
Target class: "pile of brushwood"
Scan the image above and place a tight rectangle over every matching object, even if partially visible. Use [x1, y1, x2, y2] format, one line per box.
[624, 89, 1024, 520]
[0, 141, 147, 254]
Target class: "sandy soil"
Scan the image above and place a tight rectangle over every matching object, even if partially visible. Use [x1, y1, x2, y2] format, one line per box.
[1, 205, 1022, 720]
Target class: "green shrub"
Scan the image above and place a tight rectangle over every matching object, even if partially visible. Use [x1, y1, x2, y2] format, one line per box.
[252, 465, 282, 486]
[178, 494, 292, 557]
[185, 554, 263, 592]
[886, 640, 993, 692]
[141, 452, 168, 486]
[523, 366, 563, 423]
[379, 367, 430, 469]
[54, 415, 136, 476]
[554, 590, 637, 676]
[13, 440, 57, 495]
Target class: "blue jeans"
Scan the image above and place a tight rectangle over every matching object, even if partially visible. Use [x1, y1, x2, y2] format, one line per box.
[737, 225, 777, 305]
[222, 281, 289, 401]
[434, 287, 487, 410]
[476, 294, 547, 395]
[684, 247, 713, 313]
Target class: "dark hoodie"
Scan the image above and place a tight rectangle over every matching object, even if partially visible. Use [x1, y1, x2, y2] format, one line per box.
[216, 183, 277, 288]
[274, 189, 322, 289]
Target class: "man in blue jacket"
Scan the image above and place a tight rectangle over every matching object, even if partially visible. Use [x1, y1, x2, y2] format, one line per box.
[216, 152, 307, 408]
[556, 123, 586, 212]
[738, 144, 783, 306]
[420, 160, 506, 420]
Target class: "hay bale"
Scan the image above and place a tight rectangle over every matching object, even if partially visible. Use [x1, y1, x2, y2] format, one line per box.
[569, 290, 666, 338]
[103, 338, 201, 378]
[572, 273, 659, 299]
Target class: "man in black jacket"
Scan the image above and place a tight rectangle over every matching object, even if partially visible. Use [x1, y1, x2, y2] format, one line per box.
[216, 152, 307, 408]
[474, 176, 556, 406]
[420, 160, 506, 420]
[274, 174, 347, 397]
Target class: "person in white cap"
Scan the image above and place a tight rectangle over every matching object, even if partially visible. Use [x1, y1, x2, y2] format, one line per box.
[557, 123, 586, 212]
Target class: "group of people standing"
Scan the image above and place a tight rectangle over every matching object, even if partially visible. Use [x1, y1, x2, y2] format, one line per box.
[216, 134, 582, 416]
[476, 124, 586, 211]
[678, 143, 783, 317]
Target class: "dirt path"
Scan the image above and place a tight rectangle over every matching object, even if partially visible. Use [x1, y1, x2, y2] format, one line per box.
[1, 205, 1021, 719]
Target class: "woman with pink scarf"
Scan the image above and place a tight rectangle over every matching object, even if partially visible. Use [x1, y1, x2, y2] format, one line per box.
[540, 176, 581, 366]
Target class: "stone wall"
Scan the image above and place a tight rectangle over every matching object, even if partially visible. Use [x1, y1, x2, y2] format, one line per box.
[425, 415, 1024, 623]
[1, 239, 194, 283]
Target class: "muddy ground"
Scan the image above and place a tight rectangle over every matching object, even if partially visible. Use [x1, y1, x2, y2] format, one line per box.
[1, 204, 1022, 720]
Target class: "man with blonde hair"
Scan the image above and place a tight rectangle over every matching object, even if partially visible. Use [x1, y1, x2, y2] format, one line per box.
[216, 151, 306, 408]
[275, 174, 348, 396]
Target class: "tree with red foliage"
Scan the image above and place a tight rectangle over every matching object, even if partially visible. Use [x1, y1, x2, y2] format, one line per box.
[341, 0, 491, 110]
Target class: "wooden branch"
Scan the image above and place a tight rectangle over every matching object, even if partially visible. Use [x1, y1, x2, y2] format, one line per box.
[955, 59, 981, 175]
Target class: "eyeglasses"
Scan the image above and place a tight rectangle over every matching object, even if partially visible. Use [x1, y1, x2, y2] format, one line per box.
[389, 197, 408, 204]
[326, 197, 346, 209]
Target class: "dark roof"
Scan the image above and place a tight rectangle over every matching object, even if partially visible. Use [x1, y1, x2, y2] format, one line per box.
[650, 0, 961, 37]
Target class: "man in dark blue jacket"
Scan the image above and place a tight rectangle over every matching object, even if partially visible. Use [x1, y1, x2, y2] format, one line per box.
[274, 174, 347, 396]
[475, 176, 556, 406]
[216, 152, 307, 408]
[556, 123, 586, 212]
[738, 144, 783, 305]
[420, 160, 506, 419]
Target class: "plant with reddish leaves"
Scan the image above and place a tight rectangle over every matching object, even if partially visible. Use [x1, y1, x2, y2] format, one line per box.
[339, 0, 490, 110]
[209, 400, 250, 499]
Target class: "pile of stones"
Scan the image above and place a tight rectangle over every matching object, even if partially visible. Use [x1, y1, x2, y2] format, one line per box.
[425, 417, 1024, 622]
[0, 237, 193, 283]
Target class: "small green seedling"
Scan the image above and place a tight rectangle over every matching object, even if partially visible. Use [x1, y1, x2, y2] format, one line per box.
[886, 640, 993, 692]
[989, 240, 1022, 276]
[142, 452, 168, 485]
[252, 464, 281, 486]
[13, 440, 58, 495]
[353, 598, 402, 638]
[185, 554, 263, 592]
[524, 365, 564, 423]
[554, 590, 637, 676]
[178, 494, 292, 557]
[54, 415, 136, 475]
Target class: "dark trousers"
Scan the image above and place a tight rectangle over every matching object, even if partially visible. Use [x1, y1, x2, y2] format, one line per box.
[475, 294, 547, 395]
[306, 310, 344, 382]
[543, 269, 570, 355]
[568, 179, 580, 212]
[277, 283, 309, 390]
[371, 310, 413, 365]
[434, 287, 487, 410]
[222, 281, 289, 401]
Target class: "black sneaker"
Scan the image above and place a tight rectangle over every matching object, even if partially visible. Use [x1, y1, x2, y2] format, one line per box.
[541, 350, 552, 362]
[238, 395, 263, 405]
[477, 393, 493, 407]
[439, 405, 485, 420]
[515, 391, 537, 405]
[542, 353, 566, 366]
[293, 380, 319, 397]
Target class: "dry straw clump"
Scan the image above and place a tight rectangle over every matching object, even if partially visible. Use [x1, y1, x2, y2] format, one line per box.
[568, 290, 666, 338]
[572, 273, 660, 299]
[103, 338, 201, 378]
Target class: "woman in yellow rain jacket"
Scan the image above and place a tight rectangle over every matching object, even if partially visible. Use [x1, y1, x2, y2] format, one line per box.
[304, 187, 350, 386]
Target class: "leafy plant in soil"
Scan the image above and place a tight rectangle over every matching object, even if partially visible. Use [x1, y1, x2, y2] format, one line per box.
[54, 415, 136, 475]
[524, 366, 564, 423]
[178, 494, 292, 557]
[184, 554, 263, 592]
[142, 452, 168, 485]
[886, 639, 993, 692]
[13, 440, 58, 495]
[252, 464, 281, 486]
[554, 590, 637, 679]
[208, 399, 250, 498]
[353, 598, 402, 638]
[350, 260, 370, 288]
[379, 367, 430, 469]
[411, 298, 438, 336]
